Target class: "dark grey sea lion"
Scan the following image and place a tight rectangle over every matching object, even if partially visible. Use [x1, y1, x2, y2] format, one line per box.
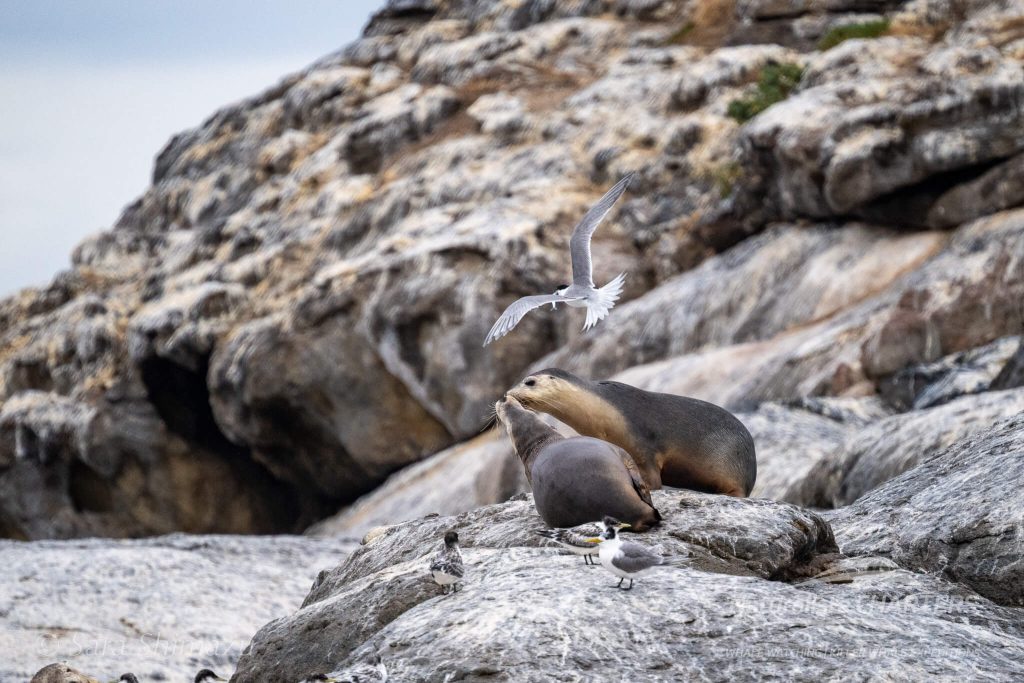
[495, 395, 661, 531]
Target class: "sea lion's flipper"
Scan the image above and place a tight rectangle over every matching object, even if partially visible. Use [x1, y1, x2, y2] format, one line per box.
[616, 446, 654, 508]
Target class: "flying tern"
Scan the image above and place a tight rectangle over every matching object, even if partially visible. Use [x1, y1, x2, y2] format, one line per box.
[483, 173, 634, 346]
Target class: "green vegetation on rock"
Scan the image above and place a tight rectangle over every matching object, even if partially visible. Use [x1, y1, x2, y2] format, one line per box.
[726, 62, 804, 123]
[818, 18, 890, 51]
[667, 21, 695, 44]
[708, 160, 743, 197]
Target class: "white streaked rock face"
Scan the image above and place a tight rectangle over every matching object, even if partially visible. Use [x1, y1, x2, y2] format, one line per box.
[0, 534, 355, 682]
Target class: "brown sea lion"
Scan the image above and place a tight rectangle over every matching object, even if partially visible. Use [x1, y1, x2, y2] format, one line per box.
[495, 395, 661, 531]
[507, 368, 756, 496]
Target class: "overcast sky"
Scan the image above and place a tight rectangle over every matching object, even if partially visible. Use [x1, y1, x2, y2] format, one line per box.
[0, 0, 381, 297]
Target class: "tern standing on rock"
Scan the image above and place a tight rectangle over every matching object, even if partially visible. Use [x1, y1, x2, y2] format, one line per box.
[483, 173, 634, 346]
[535, 524, 602, 565]
[429, 530, 465, 595]
[588, 516, 665, 590]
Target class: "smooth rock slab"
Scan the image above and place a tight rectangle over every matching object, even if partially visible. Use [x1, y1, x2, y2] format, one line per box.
[831, 415, 1024, 607]
[306, 430, 526, 539]
[0, 534, 355, 681]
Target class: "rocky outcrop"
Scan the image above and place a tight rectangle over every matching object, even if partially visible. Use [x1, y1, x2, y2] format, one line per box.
[0, 534, 355, 682]
[878, 335, 1022, 410]
[231, 489, 1024, 682]
[715, 14, 1024, 232]
[3, 0, 1024, 541]
[744, 396, 890, 501]
[796, 387, 1024, 507]
[234, 490, 836, 680]
[831, 415, 1024, 607]
[4, 0, 1024, 674]
[547, 209, 1024, 409]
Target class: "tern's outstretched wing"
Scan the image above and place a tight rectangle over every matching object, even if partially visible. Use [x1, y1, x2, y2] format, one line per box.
[483, 294, 581, 346]
[570, 173, 634, 287]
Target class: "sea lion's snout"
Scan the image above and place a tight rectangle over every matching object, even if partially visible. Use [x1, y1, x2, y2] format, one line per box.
[495, 394, 529, 428]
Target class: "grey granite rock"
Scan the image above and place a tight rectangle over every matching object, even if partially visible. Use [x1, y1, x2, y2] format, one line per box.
[878, 335, 1022, 410]
[797, 388, 1024, 508]
[744, 397, 890, 502]
[232, 490, 1024, 682]
[831, 415, 1024, 607]
[233, 490, 843, 681]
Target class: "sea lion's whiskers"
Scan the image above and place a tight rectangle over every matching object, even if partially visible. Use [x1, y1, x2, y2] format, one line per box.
[524, 394, 561, 417]
[478, 409, 498, 434]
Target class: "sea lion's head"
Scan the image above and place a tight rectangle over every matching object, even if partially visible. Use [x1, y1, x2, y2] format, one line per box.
[507, 368, 587, 415]
[495, 394, 560, 466]
[507, 368, 630, 443]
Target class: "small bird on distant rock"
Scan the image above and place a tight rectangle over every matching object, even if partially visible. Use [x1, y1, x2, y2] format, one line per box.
[193, 670, 226, 683]
[588, 516, 665, 590]
[483, 173, 634, 345]
[316, 655, 389, 683]
[429, 530, 465, 595]
[535, 524, 602, 565]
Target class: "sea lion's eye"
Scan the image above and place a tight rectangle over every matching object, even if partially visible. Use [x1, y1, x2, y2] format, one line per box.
[524, 378, 536, 387]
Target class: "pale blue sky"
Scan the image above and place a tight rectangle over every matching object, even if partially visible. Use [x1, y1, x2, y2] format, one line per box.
[0, 1, 381, 296]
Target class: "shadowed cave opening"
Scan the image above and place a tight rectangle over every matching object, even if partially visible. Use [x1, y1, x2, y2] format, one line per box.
[138, 354, 306, 534]
[68, 460, 115, 513]
[854, 155, 1012, 228]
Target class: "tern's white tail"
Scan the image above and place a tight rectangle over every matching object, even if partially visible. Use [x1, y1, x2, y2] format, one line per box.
[584, 272, 626, 330]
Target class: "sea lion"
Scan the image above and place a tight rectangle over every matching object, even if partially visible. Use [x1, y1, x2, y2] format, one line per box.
[495, 395, 661, 531]
[507, 368, 756, 496]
